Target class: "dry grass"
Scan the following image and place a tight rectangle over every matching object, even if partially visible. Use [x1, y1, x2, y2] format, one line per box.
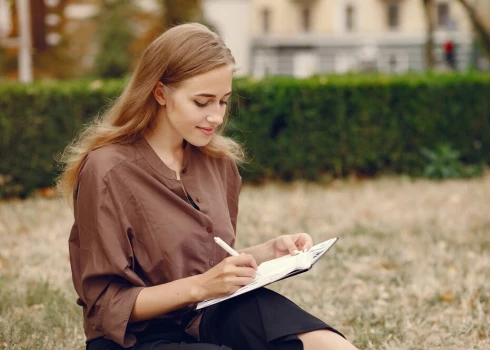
[0, 174, 489, 349]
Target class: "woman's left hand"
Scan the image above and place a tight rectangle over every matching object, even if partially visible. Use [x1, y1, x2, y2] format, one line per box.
[272, 233, 313, 258]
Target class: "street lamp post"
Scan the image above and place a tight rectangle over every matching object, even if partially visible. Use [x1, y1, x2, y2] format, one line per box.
[16, 0, 33, 83]
[0, 0, 33, 82]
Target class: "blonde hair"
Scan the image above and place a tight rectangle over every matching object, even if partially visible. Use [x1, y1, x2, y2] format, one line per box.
[57, 23, 245, 198]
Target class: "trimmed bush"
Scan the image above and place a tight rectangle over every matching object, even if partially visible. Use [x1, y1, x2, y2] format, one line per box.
[0, 79, 123, 197]
[229, 74, 490, 181]
[1, 74, 489, 197]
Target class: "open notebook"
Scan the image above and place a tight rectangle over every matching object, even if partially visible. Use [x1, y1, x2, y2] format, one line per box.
[196, 237, 339, 309]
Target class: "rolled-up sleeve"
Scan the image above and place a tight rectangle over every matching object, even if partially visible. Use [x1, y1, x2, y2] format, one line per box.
[69, 167, 147, 347]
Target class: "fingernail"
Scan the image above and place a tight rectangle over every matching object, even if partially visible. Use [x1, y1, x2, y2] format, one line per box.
[293, 250, 299, 255]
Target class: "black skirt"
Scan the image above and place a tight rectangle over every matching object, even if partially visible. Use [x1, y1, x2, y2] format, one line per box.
[87, 288, 344, 350]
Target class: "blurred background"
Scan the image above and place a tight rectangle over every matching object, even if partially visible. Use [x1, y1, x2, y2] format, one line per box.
[0, 0, 489, 81]
[1, 2, 490, 349]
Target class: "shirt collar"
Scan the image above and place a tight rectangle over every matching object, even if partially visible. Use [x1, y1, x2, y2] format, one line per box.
[134, 137, 194, 180]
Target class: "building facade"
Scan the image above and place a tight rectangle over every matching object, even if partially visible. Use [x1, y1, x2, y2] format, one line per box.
[56, 0, 490, 78]
[249, 0, 489, 77]
[202, 0, 251, 76]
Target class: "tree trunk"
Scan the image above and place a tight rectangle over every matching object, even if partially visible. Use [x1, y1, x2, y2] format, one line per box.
[422, 0, 436, 70]
[163, 0, 202, 28]
[456, 0, 490, 61]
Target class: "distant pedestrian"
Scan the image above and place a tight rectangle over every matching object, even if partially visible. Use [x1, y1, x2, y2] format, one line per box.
[444, 40, 456, 69]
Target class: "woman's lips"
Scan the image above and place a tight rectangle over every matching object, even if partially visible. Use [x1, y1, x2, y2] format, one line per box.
[197, 127, 215, 136]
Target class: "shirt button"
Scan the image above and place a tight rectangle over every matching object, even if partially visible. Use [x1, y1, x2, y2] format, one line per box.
[206, 227, 213, 233]
[181, 168, 187, 174]
[196, 197, 202, 203]
[209, 259, 215, 266]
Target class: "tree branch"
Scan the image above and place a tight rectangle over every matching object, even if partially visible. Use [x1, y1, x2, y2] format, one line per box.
[456, 0, 490, 61]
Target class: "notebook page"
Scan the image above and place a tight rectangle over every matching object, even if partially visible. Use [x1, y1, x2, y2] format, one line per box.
[258, 237, 338, 275]
[309, 238, 338, 265]
[257, 251, 311, 276]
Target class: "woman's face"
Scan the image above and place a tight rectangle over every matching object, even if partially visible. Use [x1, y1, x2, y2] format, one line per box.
[158, 64, 233, 147]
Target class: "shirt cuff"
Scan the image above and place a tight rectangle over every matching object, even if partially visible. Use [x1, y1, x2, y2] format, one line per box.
[96, 284, 146, 347]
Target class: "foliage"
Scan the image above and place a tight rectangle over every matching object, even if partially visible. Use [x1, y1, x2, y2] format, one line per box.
[0, 78, 123, 197]
[0, 0, 205, 80]
[421, 144, 484, 179]
[0, 74, 490, 197]
[91, 0, 136, 78]
[90, 0, 205, 78]
[229, 74, 490, 182]
[162, 0, 204, 26]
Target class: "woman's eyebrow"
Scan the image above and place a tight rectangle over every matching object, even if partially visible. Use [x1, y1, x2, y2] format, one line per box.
[194, 91, 232, 98]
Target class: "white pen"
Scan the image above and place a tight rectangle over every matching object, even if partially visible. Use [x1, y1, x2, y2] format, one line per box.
[214, 237, 239, 256]
[214, 237, 261, 278]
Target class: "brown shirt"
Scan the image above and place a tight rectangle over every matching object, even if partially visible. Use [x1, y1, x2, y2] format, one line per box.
[68, 138, 241, 347]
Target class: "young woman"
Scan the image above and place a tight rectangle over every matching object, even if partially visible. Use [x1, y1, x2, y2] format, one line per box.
[58, 23, 358, 350]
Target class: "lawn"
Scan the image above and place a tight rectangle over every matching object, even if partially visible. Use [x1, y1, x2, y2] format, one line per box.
[0, 174, 489, 349]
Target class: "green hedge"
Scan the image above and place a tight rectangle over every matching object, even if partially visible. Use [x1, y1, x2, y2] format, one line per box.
[0, 79, 124, 197]
[1, 74, 489, 197]
[231, 74, 490, 181]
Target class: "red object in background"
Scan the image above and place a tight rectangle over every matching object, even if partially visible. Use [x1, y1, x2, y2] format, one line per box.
[443, 40, 456, 69]
[443, 40, 454, 53]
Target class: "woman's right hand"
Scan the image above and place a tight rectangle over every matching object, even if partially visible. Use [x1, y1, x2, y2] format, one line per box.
[194, 254, 258, 301]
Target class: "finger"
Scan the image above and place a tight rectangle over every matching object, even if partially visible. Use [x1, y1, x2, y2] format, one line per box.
[283, 237, 300, 255]
[236, 276, 256, 286]
[290, 233, 311, 250]
[229, 276, 256, 287]
[227, 254, 258, 269]
[221, 278, 253, 295]
[232, 266, 257, 278]
[296, 233, 313, 251]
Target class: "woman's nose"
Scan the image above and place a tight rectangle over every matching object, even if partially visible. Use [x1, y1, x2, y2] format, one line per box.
[206, 113, 224, 126]
[206, 106, 224, 125]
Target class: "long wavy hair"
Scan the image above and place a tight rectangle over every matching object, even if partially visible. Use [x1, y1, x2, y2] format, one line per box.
[57, 23, 245, 198]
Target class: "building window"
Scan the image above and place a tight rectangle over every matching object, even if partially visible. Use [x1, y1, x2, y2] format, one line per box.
[345, 5, 355, 32]
[301, 7, 311, 32]
[262, 8, 270, 34]
[387, 3, 399, 30]
[437, 2, 450, 29]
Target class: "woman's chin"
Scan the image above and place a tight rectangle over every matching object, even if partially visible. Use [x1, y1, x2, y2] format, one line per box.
[185, 136, 212, 148]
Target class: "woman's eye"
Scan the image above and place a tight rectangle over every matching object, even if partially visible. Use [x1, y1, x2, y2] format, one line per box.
[194, 101, 208, 107]
[194, 100, 228, 107]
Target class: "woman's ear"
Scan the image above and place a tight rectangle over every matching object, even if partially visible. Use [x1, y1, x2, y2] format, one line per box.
[153, 82, 166, 106]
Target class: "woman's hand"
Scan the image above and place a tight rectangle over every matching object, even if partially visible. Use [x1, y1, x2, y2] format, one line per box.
[194, 254, 258, 301]
[272, 233, 313, 258]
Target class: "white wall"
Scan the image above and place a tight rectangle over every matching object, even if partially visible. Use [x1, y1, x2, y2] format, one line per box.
[202, 0, 251, 76]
